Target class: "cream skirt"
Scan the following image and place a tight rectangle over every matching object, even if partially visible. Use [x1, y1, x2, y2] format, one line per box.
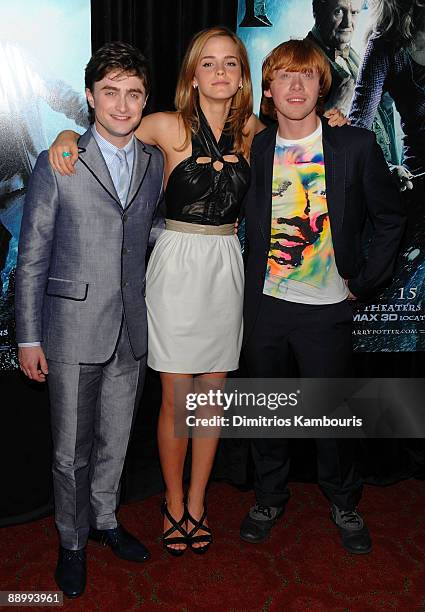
[146, 222, 244, 373]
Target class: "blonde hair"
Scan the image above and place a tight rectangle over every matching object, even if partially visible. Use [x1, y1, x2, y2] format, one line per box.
[261, 39, 332, 119]
[372, 0, 425, 48]
[174, 26, 253, 156]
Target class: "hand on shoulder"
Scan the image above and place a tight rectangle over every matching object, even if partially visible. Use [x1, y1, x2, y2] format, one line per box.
[48, 130, 80, 176]
[324, 107, 351, 128]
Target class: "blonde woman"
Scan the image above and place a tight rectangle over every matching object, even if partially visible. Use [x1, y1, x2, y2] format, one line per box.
[143, 27, 254, 555]
[48, 27, 345, 556]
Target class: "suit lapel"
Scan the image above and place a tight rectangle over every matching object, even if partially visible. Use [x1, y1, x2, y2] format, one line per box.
[258, 125, 278, 246]
[321, 119, 346, 235]
[125, 138, 151, 211]
[77, 130, 121, 210]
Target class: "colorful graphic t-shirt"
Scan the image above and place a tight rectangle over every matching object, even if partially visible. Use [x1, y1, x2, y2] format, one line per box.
[263, 123, 347, 304]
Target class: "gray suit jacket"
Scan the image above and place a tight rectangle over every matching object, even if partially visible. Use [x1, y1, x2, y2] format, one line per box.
[15, 129, 164, 364]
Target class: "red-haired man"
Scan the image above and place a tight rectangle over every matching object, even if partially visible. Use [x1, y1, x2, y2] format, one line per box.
[240, 39, 405, 554]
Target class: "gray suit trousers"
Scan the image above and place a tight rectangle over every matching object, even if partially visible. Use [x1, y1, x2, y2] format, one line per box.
[47, 324, 145, 550]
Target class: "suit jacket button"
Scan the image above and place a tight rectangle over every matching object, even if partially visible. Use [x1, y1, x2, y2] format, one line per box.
[123, 215, 128, 223]
[123, 248, 128, 255]
[123, 281, 128, 288]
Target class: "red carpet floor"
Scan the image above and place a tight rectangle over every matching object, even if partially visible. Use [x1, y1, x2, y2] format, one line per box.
[1, 480, 425, 611]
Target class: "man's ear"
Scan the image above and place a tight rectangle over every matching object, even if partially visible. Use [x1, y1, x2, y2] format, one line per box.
[86, 88, 95, 109]
[263, 89, 273, 99]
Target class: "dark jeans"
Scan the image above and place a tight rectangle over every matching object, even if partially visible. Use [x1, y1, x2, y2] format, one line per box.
[243, 294, 363, 511]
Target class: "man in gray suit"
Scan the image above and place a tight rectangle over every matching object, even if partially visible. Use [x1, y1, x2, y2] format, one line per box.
[15, 42, 163, 598]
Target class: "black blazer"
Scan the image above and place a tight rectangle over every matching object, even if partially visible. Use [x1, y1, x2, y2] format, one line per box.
[243, 118, 406, 344]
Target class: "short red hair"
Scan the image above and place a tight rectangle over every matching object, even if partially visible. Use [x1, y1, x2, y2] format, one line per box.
[261, 38, 332, 119]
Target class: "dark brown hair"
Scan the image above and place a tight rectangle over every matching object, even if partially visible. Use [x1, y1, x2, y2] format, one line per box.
[85, 42, 151, 123]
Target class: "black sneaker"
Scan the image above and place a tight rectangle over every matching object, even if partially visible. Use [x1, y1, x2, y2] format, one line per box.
[240, 503, 283, 543]
[330, 505, 372, 554]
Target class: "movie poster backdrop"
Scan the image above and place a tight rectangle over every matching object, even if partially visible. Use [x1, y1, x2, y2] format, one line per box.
[0, 0, 91, 369]
[238, 0, 425, 352]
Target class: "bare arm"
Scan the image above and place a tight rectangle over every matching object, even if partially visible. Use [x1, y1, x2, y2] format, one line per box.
[48, 112, 179, 175]
[135, 111, 181, 149]
[243, 114, 265, 157]
[251, 114, 266, 135]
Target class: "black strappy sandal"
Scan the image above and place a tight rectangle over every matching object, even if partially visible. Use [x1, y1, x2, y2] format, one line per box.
[186, 506, 213, 555]
[161, 500, 187, 557]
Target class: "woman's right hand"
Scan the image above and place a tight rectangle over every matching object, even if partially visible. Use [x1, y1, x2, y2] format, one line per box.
[48, 130, 80, 176]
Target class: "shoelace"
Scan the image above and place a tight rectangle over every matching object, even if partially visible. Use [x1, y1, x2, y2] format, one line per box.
[100, 527, 121, 545]
[61, 549, 85, 563]
[339, 510, 362, 527]
[253, 504, 273, 519]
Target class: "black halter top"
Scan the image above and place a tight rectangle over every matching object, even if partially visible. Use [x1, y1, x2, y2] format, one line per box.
[165, 109, 251, 226]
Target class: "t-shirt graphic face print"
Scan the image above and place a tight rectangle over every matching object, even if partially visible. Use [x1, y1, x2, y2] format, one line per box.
[263, 123, 347, 306]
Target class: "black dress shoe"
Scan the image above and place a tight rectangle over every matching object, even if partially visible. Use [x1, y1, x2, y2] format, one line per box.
[330, 505, 372, 554]
[89, 525, 150, 562]
[240, 503, 284, 544]
[54, 546, 86, 599]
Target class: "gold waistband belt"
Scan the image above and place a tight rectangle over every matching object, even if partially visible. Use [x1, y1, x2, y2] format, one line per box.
[165, 219, 234, 236]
